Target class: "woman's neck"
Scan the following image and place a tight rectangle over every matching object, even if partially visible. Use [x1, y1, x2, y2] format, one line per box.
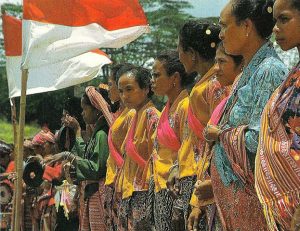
[135, 98, 150, 112]
[167, 86, 183, 106]
[195, 60, 214, 77]
[242, 38, 266, 67]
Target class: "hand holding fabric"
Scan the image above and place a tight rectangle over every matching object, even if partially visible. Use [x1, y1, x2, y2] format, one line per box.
[291, 206, 300, 231]
[188, 207, 203, 231]
[203, 125, 221, 143]
[194, 179, 214, 201]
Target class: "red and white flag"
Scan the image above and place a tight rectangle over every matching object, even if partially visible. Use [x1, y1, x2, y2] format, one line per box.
[3, 14, 112, 98]
[22, 0, 149, 69]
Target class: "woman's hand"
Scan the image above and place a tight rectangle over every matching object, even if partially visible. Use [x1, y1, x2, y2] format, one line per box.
[194, 179, 214, 201]
[63, 115, 81, 137]
[203, 125, 221, 142]
[44, 152, 71, 166]
[188, 207, 203, 231]
[166, 166, 180, 199]
[291, 206, 300, 231]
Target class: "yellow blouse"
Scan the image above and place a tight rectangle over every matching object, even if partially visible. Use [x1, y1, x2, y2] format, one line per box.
[178, 66, 219, 179]
[105, 108, 135, 186]
[117, 101, 160, 199]
[152, 90, 189, 192]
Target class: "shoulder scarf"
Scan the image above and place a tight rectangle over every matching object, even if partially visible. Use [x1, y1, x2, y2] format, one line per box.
[107, 109, 127, 168]
[108, 129, 124, 168]
[255, 68, 300, 230]
[210, 96, 229, 126]
[187, 105, 205, 140]
[125, 114, 147, 168]
[157, 101, 181, 152]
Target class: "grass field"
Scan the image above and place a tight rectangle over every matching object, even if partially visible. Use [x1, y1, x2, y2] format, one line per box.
[0, 119, 40, 144]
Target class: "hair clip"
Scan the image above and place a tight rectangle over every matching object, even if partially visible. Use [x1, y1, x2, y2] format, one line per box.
[206, 29, 211, 35]
[211, 42, 216, 48]
[267, 6, 273, 14]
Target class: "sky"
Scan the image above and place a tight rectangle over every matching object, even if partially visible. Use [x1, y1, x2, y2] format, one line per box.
[187, 0, 227, 17]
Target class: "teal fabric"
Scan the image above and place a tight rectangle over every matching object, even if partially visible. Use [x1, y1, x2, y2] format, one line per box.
[213, 41, 288, 186]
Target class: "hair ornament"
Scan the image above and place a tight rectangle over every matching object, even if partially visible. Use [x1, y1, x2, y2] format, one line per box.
[267, 6, 273, 14]
[211, 42, 216, 48]
[206, 29, 211, 35]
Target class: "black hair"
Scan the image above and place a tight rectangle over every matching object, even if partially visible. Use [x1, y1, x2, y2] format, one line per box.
[231, 0, 275, 39]
[179, 20, 221, 61]
[63, 97, 84, 127]
[110, 63, 135, 82]
[156, 50, 194, 87]
[115, 63, 136, 84]
[217, 42, 243, 67]
[119, 66, 154, 98]
[290, 0, 300, 11]
[0, 140, 13, 156]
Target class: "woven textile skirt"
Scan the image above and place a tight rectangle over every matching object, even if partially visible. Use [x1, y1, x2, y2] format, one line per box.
[79, 179, 107, 231]
[210, 160, 267, 231]
[118, 190, 154, 231]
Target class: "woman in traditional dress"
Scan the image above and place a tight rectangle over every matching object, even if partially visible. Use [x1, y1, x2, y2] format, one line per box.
[150, 50, 193, 230]
[204, 0, 288, 230]
[48, 86, 112, 231]
[167, 20, 223, 231]
[117, 66, 160, 231]
[188, 42, 243, 231]
[104, 63, 135, 231]
[255, 0, 300, 230]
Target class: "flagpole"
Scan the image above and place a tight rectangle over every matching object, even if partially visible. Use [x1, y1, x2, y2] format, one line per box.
[14, 69, 28, 231]
[10, 98, 18, 231]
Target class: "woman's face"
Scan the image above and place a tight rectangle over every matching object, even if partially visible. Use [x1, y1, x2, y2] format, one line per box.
[108, 76, 120, 103]
[151, 60, 175, 96]
[219, 2, 248, 55]
[118, 73, 149, 110]
[177, 40, 195, 74]
[81, 99, 99, 125]
[214, 48, 242, 86]
[273, 0, 300, 51]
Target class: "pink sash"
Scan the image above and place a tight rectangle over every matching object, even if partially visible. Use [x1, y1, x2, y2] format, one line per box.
[125, 115, 147, 168]
[210, 96, 229, 126]
[187, 104, 205, 140]
[157, 101, 181, 152]
[108, 129, 124, 168]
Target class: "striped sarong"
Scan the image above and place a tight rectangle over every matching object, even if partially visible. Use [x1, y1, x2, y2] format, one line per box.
[80, 180, 107, 231]
[255, 88, 300, 231]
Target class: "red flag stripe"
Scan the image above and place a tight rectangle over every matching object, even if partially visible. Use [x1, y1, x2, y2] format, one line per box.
[2, 15, 22, 56]
[23, 0, 148, 30]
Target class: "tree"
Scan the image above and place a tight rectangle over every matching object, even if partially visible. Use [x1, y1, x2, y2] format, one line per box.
[105, 0, 194, 67]
[0, 1, 195, 127]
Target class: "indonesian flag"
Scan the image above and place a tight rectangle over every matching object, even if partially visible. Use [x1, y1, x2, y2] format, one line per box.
[3, 14, 112, 98]
[22, 0, 149, 69]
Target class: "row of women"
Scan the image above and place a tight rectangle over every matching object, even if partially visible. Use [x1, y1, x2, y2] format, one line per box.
[2, 0, 299, 230]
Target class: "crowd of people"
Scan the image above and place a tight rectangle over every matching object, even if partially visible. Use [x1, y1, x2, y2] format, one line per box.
[0, 0, 300, 230]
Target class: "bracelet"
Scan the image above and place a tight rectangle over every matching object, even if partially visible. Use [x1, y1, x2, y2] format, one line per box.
[70, 156, 76, 164]
[64, 151, 72, 161]
[169, 161, 179, 174]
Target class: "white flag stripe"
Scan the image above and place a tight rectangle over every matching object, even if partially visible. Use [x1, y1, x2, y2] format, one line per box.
[7, 52, 111, 98]
[22, 20, 149, 69]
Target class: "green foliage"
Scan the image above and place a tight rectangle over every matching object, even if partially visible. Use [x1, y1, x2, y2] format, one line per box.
[105, 0, 194, 67]
[0, 1, 195, 128]
[0, 118, 40, 143]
